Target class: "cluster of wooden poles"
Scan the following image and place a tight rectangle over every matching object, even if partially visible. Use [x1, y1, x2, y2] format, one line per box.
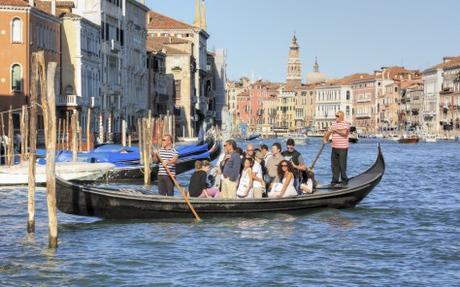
[13, 51, 194, 249]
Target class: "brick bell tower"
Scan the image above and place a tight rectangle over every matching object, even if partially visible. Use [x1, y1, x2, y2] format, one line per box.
[286, 34, 302, 86]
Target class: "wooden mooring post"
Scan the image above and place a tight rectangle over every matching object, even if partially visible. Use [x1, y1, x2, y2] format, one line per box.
[142, 117, 152, 185]
[27, 52, 41, 233]
[86, 108, 91, 151]
[20, 105, 28, 163]
[42, 61, 58, 248]
[71, 110, 78, 162]
[7, 106, 14, 166]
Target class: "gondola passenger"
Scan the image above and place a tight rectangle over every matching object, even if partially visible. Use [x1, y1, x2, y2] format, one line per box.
[264, 143, 284, 189]
[188, 160, 220, 198]
[220, 140, 241, 199]
[268, 160, 298, 198]
[252, 151, 265, 199]
[237, 158, 254, 199]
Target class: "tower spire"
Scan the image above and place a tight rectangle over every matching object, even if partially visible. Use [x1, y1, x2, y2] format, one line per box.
[287, 33, 302, 85]
[313, 56, 319, 72]
[201, 0, 207, 31]
[193, 0, 201, 28]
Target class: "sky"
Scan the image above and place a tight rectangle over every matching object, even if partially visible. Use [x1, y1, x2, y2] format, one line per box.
[146, 0, 460, 82]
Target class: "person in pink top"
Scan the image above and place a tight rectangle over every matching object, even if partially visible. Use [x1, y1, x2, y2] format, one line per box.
[323, 111, 350, 186]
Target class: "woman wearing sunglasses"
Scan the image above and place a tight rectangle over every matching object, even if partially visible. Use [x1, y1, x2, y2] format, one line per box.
[268, 160, 298, 198]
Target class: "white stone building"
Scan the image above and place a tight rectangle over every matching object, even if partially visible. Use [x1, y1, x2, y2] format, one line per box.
[58, 3, 101, 132]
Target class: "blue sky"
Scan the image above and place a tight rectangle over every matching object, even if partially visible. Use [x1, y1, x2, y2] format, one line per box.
[147, 0, 460, 82]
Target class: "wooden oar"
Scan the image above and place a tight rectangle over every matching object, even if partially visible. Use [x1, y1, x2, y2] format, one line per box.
[156, 150, 201, 222]
[309, 142, 326, 170]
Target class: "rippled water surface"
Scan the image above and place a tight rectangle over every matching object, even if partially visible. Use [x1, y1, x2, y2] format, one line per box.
[1, 139, 459, 286]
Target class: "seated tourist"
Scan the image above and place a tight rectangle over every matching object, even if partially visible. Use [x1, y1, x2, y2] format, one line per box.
[268, 160, 298, 198]
[188, 160, 220, 198]
[236, 157, 254, 199]
[300, 170, 315, 194]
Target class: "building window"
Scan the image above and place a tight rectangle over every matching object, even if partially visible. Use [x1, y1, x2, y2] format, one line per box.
[12, 18, 22, 43]
[11, 64, 22, 91]
[175, 80, 181, 103]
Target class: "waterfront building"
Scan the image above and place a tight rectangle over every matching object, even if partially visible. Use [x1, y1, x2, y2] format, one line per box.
[226, 77, 249, 135]
[374, 67, 420, 133]
[295, 84, 316, 129]
[351, 74, 376, 135]
[314, 76, 353, 131]
[213, 48, 227, 126]
[0, 0, 60, 111]
[73, 0, 149, 141]
[276, 85, 296, 132]
[260, 83, 279, 135]
[146, 44, 174, 120]
[400, 79, 424, 130]
[58, 2, 100, 131]
[147, 0, 214, 135]
[147, 35, 197, 137]
[438, 57, 460, 136]
[422, 60, 447, 135]
[123, 0, 149, 131]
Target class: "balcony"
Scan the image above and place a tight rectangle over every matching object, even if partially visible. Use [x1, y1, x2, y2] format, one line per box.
[110, 39, 121, 53]
[57, 95, 88, 107]
[355, 112, 371, 119]
[356, 97, 371, 103]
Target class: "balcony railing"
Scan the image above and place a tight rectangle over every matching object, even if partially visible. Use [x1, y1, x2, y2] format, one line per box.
[355, 112, 371, 119]
[56, 95, 88, 107]
[356, 98, 371, 103]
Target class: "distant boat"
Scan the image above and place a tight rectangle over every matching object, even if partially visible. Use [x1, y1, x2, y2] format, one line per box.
[423, 135, 437, 143]
[398, 134, 420, 144]
[349, 126, 359, 144]
[0, 162, 115, 186]
[283, 133, 309, 143]
[245, 133, 261, 141]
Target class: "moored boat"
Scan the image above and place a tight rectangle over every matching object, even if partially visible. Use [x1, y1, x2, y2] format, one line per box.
[101, 140, 221, 182]
[397, 135, 420, 144]
[245, 133, 261, 141]
[56, 145, 385, 219]
[0, 162, 115, 186]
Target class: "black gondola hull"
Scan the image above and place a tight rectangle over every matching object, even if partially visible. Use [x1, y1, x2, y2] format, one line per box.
[56, 145, 385, 219]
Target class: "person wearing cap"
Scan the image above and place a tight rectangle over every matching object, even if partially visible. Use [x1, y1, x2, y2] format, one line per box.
[282, 138, 307, 190]
[252, 151, 265, 198]
[323, 110, 350, 186]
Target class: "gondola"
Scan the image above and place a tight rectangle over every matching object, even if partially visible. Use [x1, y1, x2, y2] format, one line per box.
[99, 140, 221, 183]
[56, 145, 385, 219]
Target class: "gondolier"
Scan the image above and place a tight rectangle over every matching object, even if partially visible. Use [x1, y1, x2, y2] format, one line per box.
[154, 134, 179, 196]
[323, 111, 350, 186]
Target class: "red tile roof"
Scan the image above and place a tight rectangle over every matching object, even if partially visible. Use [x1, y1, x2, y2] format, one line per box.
[0, 0, 28, 6]
[0, 0, 58, 17]
[424, 56, 460, 73]
[146, 37, 189, 55]
[147, 10, 193, 30]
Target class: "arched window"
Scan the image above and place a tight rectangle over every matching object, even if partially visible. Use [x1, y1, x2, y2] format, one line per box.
[11, 64, 22, 91]
[12, 18, 22, 43]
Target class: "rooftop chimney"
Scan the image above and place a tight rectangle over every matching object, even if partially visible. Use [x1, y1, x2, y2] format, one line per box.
[28, 0, 34, 7]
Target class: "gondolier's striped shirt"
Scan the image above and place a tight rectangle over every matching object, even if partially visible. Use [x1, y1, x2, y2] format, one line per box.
[329, 121, 350, 149]
[158, 148, 179, 176]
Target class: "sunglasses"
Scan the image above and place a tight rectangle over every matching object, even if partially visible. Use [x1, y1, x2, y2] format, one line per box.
[247, 149, 254, 152]
[335, 115, 340, 118]
[162, 138, 167, 141]
[281, 164, 288, 167]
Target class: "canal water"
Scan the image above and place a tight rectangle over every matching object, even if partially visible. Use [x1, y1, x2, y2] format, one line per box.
[1, 139, 459, 286]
